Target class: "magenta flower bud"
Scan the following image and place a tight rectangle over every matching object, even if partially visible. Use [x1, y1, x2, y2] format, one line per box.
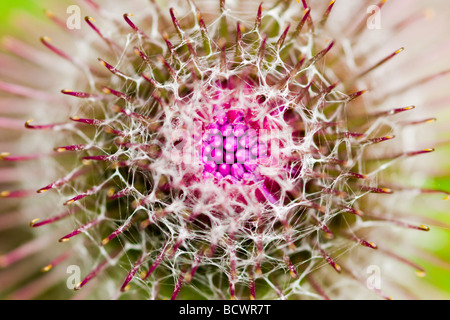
[251, 143, 267, 157]
[239, 134, 258, 148]
[205, 123, 220, 135]
[220, 124, 233, 137]
[209, 135, 223, 148]
[244, 163, 257, 172]
[215, 111, 228, 125]
[202, 132, 211, 142]
[218, 163, 231, 176]
[204, 161, 217, 173]
[227, 110, 243, 123]
[202, 171, 213, 180]
[224, 152, 235, 164]
[246, 128, 258, 137]
[231, 163, 245, 179]
[223, 136, 237, 152]
[243, 172, 253, 180]
[214, 171, 224, 180]
[210, 148, 223, 163]
[202, 143, 212, 156]
[235, 148, 250, 164]
[233, 124, 247, 137]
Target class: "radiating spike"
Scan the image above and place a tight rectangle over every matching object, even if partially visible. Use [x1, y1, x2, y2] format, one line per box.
[316, 244, 341, 273]
[257, 35, 267, 68]
[74, 250, 120, 291]
[362, 186, 393, 194]
[295, 74, 315, 103]
[112, 105, 150, 122]
[308, 81, 339, 108]
[299, 0, 314, 31]
[219, 0, 228, 38]
[58, 218, 101, 242]
[283, 255, 299, 279]
[171, 272, 185, 300]
[370, 148, 434, 161]
[30, 207, 81, 228]
[348, 89, 367, 101]
[197, 12, 212, 56]
[345, 171, 368, 179]
[63, 183, 108, 206]
[234, 22, 244, 64]
[249, 270, 256, 300]
[276, 24, 290, 50]
[306, 40, 335, 67]
[276, 55, 306, 89]
[141, 244, 168, 280]
[228, 239, 238, 300]
[101, 217, 134, 246]
[123, 13, 149, 39]
[1, 152, 48, 162]
[367, 214, 431, 232]
[45, 10, 74, 32]
[54, 144, 89, 153]
[157, 55, 179, 82]
[341, 131, 366, 139]
[367, 135, 395, 144]
[98, 58, 129, 79]
[41, 250, 72, 273]
[134, 47, 156, 68]
[0, 233, 54, 268]
[371, 105, 415, 117]
[376, 70, 450, 103]
[291, 8, 311, 39]
[37, 166, 91, 193]
[40, 36, 76, 63]
[309, 214, 335, 239]
[356, 47, 404, 80]
[101, 86, 134, 102]
[350, 0, 389, 38]
[379, 247, 426, 276]
[340, 263, 393, 300]
[169, 8, 184, 40]
[0, 190, 35, 198]
[83, 0, 100, 11]
[120, 254, 147, 292]
[185, 251, 203, 284]
[85, 16, 122, 52]
[347, 234, 378, 249]
[255, 3, 263, 30]
[219, 38, 227, 73]
[320, 0, 336, 27]
[24, 118, 71, 131]
[61, 89, 102, 100]
[399, 117, 436, 127]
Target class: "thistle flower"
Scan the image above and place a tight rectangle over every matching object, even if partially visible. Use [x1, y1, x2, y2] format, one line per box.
[0, 0, 449, 300]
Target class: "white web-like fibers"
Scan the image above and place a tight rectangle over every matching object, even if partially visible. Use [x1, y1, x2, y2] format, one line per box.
[42, 0, 422, 300]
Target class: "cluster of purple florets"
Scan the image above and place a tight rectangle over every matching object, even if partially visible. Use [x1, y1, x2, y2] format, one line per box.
[201, 110, 268, 181]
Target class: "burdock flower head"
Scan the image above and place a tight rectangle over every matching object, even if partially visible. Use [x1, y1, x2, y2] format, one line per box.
[0, 0, 449, 300]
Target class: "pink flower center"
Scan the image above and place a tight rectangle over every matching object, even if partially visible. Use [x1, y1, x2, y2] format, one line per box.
[202, 110, 267, 182]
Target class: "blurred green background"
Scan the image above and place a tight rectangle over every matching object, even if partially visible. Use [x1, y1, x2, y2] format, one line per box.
[0, 1, 44, 34]
[0, 0, 448, 299]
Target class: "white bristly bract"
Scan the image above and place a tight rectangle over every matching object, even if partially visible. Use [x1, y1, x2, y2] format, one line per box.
[0, 0, 449, 300]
